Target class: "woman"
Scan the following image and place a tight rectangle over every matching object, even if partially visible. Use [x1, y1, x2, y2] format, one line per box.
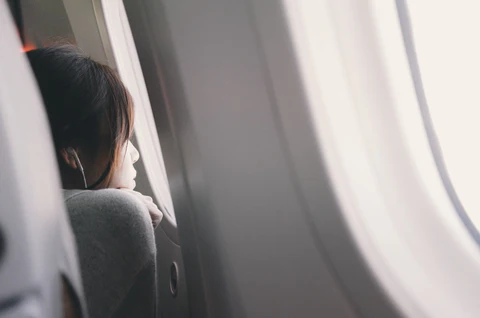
[27, 45, 163, 318]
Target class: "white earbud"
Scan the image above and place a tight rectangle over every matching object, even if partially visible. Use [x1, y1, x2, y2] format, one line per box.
[66, 147, 88, 189]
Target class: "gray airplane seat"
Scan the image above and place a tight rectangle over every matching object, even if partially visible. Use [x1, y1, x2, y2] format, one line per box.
[0, 2, 87, 317]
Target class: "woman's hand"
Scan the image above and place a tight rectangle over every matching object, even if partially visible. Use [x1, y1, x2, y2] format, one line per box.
[119, 189, 163, 228]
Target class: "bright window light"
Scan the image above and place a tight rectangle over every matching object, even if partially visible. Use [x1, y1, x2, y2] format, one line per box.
[407, 1, 480, 229]
[102, 0, 175, 221]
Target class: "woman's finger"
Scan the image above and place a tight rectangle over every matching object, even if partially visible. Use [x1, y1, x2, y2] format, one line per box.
[147, 204, 163, 228]
[119, 189, 163, 228]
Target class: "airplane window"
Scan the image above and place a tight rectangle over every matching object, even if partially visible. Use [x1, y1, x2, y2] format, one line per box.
[102, 0, 175, 220]
[406, 1, 480, 230]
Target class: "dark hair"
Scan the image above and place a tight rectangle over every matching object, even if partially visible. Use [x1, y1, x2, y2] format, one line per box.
[27, 45, 134, 188]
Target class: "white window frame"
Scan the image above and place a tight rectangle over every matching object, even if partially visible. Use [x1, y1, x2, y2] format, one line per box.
[100, 0, 175, 222]
[283, 0, 480, 317]
[401, 0, 480, 240]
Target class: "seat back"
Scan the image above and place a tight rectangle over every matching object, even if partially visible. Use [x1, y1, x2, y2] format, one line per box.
[0, 2, 86, 317]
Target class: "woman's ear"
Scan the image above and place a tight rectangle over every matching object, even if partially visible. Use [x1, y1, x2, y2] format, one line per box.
[59, 147, 79, 169]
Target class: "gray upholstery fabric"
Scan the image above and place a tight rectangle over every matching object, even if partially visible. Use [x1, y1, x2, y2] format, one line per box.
[64, 189, 157, 318]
